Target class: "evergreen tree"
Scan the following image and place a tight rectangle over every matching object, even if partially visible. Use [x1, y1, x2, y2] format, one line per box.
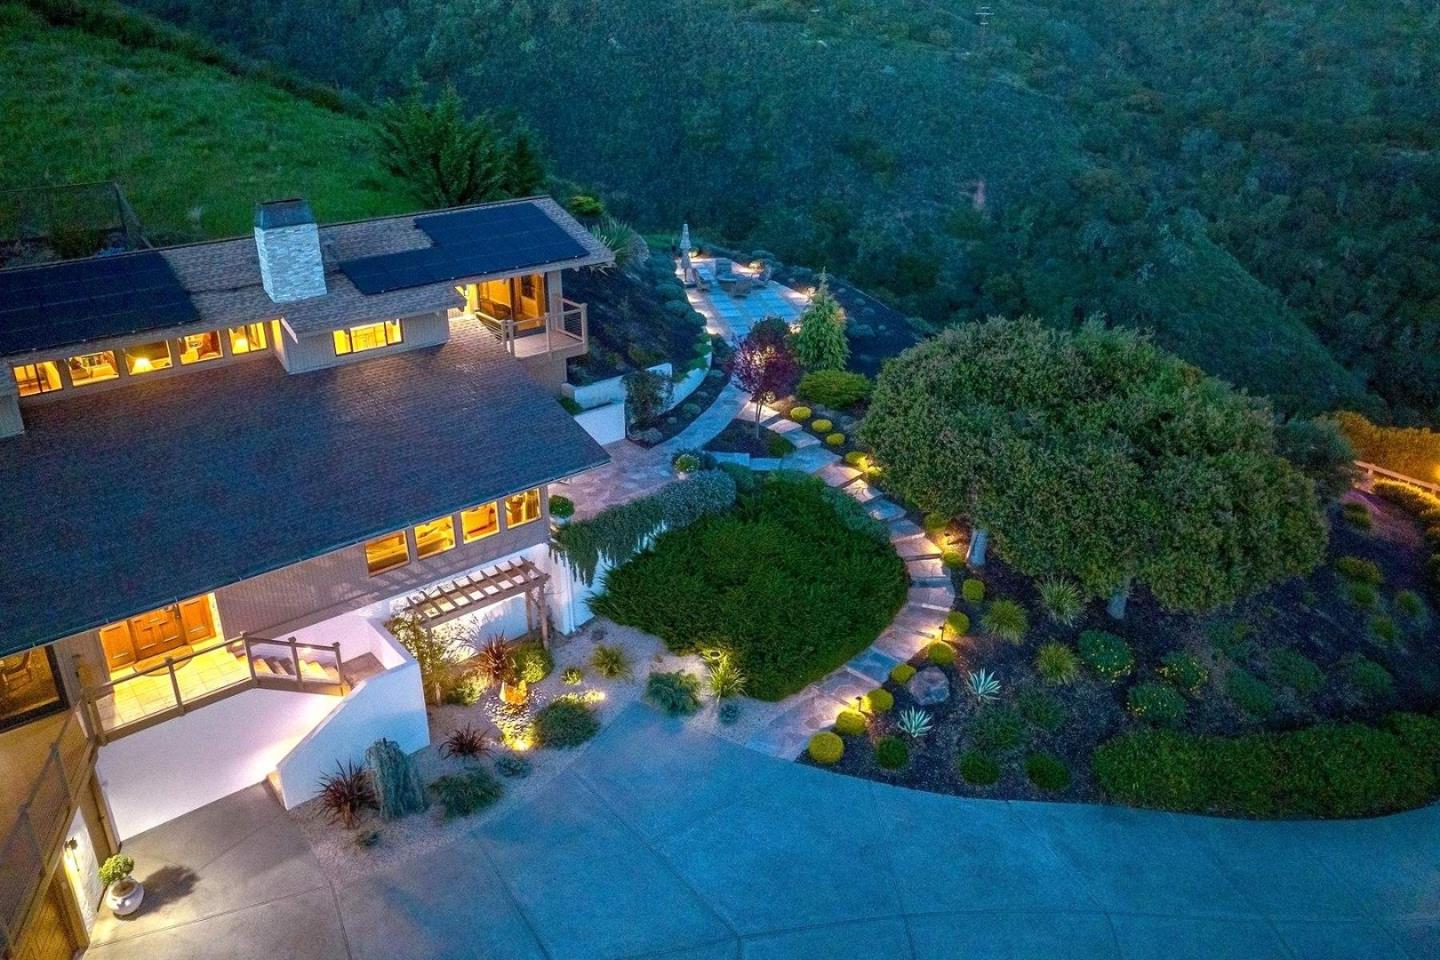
[376, 85, 516, 206]
[503, 128, 547, 197]
[792, 277, 849, 371]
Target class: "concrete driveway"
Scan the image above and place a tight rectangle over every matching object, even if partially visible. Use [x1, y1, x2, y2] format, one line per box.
[88, 704, 1440, 959]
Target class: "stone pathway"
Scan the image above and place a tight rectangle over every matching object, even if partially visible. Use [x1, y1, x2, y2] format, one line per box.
[689, 258, 811, 344]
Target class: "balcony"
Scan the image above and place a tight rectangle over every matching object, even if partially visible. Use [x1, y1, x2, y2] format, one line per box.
[454, 299, 588, 361]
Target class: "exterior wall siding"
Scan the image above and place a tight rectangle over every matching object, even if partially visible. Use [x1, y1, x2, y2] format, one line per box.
[277, 310, 449, 374]
[0, 391, 23, 438]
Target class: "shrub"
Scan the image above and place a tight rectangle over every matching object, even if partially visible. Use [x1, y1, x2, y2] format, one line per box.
[1017, 688, 1066, 732]
[1347, 658, 1394, 701]
[810, 418, 833, 434]
[719, 700, 742, 725]
[672, 452, 701, 474]
[99, 855, 135, 888]
[982, 600, 1029, 643]
[549, 494, 575, 520]
[788, 405, 813, 422]
[1034, 643, 1079, 685]
[808, 731, 844, 764]
[646, 671, 703, 716]
[535, 698, 601, 747]
[590, 644, 633, 679]
[1159, 651, 1209, 697]
[1226, 668, 1276, 718]
[1335, 555, 1383, 585]
[442, 669, 485, 706]
[561, 667, 584, 685]
[440, 725, 492, 760]
[928, 642, 956, 666]
[1268, 650, 1324, 697]
[834, 709, 868, 736]
[875, 736, 909, 769]
[1093, 720, 1440, 817]
[1396, 590, 1426, 619]
[1348, 581, 1379, 608]
[494, 755, 532, 778]
[957, 751, 1001, 785]
[429, 767, 502, 819]
[1373, 479, 1440, 516]
[767, 433, 795, 458]
[1128, 683, 1187, 727]
[941, 550, 964, 569]
[825, 433, 846, 447]
[796, 370, 871, 409]
[1037, 577, 1083, 626]
[971, 705, 1025, 752]
[961, 578, 985, 603]
[704, 652, 747, 699]
[944, 611, 970, 640]
[844, 450, 869, 467]
[513, 641, 554, 684]
[1025, 753, 1070, 791]
[318, 761, 377, 828]
[922, 513, 950, 533]
[1078, 630, 1134, 682]
[889, 663, 917, 684]
[863, 688, 894, 714]
[1371, 615, 1399, 644]
[1341, 501, 1372, 529]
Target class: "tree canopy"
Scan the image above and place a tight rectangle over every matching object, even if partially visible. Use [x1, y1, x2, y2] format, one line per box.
[859, 317, 1328, 611]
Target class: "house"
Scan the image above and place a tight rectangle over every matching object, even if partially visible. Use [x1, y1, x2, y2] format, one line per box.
[0, 196, 613, 959]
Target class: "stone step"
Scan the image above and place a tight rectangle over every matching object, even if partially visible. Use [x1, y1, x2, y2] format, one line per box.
[845, 647, 902, 685]
[813, 668, 874, 710]
[892, 533, 942, 559]
[887, 518, 924, 539]
[709, 451, 750, 466]
[905, 557, 947, 581]
[908, 584, 955, 612]
[844, 480, 882, 504]
[750, 457, 783, 471]
[866, 498, 905, 522]
[816, 463, 861, 488]
[872, 626, 933, 661]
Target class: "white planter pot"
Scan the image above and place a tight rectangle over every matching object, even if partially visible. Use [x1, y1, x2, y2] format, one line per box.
[106, 879, 144, 917]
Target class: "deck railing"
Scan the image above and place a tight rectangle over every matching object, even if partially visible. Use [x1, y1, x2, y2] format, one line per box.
[81, 633, 348, 745]
[0, 707, 94, 955]
[1355, 461, 1440, 496]
[475, 299, 587, 357]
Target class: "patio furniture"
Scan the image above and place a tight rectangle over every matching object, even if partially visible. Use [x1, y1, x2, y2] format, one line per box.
[713, 258, 738, 290]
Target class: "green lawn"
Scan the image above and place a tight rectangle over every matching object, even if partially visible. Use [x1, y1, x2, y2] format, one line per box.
[0, 3, 413, 241]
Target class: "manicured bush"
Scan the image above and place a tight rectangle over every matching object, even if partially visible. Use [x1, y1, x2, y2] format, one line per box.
[810, 418, 833, 434]
[442, 669, 485, 706]
[863, 688, 894, 714]
[646, 671, 703, 716]
[1159, 651, 1209, 697]
[957, 751, 1001, 785]
[1335, 555, 1383, 585]
[875, 736, 909, 770]
[834, 709, 868, 736]
[889, 663, 917, 684]
[535, 698, 600, 747]
[1025, 753, 1070, 791]
[549, 494, 575, 520]
[1371, 615, 1399, 644]
[825, 432, 846, 447]
[1226, 668, 1276, 718]
[808, 731, 844, 764]
[590, 644, 633, 679]
[796, 370, 872, 409]
[970, 705, 1025, 752]
[1093, 718, 1440, 817]
[1396, 589, 1426, 619]
[944, 611, 970, 640]
[1034, 643, 1079, 685]
[1127, 683, 1187, 727]
[593, 473, 906, 700]
[1341, 501, 1372, 529]
[788, 405, 813, 422]
[961, 578, 985, 603]
[1268, 649, 1324, 697]
[922, 512, 950, 533]
[928, 642, 956, 666]
[844, 450, 869, 467]
[941, 550, 964, 569]
[513, 641, 554, 684]
[1078, 630, 1134, 682]
[1348, 581, 1379, 608]
[1347, 658, 1394, 701]
[981, 599, 1029, 643]
[429, 767, 502, 819]
[1037, 577, 1084, 626]
[1017, 688, 1066, 732]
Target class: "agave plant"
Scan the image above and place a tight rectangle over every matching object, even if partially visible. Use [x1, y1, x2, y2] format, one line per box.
[966, 669, 1001, 703]
[896, 707, 933, 738]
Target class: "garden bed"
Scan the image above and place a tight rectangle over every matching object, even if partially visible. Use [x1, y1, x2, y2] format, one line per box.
[704, 418, 795, 459]
[804, 490, 1440, 816]
[565, 252, 706, 385]
[629, 338, 732, 447]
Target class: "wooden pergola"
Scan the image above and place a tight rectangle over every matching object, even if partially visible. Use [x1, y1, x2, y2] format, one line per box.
[404, 558, 551, 646]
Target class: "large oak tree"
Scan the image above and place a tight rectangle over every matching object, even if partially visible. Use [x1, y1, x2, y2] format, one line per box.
[859, 317, 1327, 612]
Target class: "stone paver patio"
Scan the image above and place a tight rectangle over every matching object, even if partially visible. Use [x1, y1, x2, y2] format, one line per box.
[87, 704, 1440, 960]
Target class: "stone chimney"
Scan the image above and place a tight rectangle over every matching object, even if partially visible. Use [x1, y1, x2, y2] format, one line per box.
[254, 199, 327, 302]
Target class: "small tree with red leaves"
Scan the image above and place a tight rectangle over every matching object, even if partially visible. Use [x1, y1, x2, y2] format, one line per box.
[729, 320, 799, 437]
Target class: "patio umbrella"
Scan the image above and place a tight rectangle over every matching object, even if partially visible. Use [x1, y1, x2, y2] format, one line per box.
[679, 222, 694, 284]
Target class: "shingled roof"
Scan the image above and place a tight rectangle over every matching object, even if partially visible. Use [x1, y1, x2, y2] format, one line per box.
[0, 321, 608, 655]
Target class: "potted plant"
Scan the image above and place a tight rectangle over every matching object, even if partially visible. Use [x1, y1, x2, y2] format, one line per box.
[548, 494, 575, 527]
[672, 451, 701, 478]
[101, 853, 143, 916]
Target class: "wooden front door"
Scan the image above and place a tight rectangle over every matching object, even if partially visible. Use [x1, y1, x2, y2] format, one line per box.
[100, 596, 217, 672]
[129, 607, 184, 660]
[15, 875, 83, 960]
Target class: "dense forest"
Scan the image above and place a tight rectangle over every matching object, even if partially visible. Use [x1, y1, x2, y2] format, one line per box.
[86, 1, 1440, 421]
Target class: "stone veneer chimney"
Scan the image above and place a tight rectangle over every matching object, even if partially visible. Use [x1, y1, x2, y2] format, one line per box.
[254, 198, 327, 302]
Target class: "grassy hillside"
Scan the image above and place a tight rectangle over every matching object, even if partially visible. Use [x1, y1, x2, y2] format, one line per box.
[0, 3, 410, 241]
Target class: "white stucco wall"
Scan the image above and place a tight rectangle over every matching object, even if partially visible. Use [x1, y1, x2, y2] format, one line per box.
[574, 402, 626, 445]
[560, 352, 712, 414]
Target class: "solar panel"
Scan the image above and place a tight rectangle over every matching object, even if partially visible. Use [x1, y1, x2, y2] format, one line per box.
[0, 251, 200, 356]
[339, 202, 589, 295]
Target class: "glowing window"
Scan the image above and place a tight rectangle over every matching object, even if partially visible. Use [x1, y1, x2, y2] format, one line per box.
[461, 502, 499, 543]
[178, 330, 223, 365]
[227, 323, 269, 355]
[364, 532, 409, 575]
[333, 320, 403, 356]
[124, 341, 172, 375]
[504, 488, 541, 528]
[67, 351, 119, 386]
[414, 516, 457, 559]
[12, 361, 62, 397]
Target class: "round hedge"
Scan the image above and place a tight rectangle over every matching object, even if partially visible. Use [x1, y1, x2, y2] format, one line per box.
[534, 699, 599, 748]
[957, 751, 1000, 785]
[808, 731, 844, 764]
[1026, 753, 1071, 791]
[875, 736, 908, 770]
[945, 611, 970, 639]
[811, 418, 834, 433]
[834, 709, 868, 736]
[928, 642, 956, 666]
[789, 406, 813, 422]
[863, 688, 894, 714]
[825, 433, 846, 447]
[961, 578, 985, 603]
[889, 663, 917, 684]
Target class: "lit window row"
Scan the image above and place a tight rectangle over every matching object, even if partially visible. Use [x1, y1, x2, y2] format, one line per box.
[11, 322, 275, 398]
[363, 488, 542, 576]
[333, 320, 402, 356]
